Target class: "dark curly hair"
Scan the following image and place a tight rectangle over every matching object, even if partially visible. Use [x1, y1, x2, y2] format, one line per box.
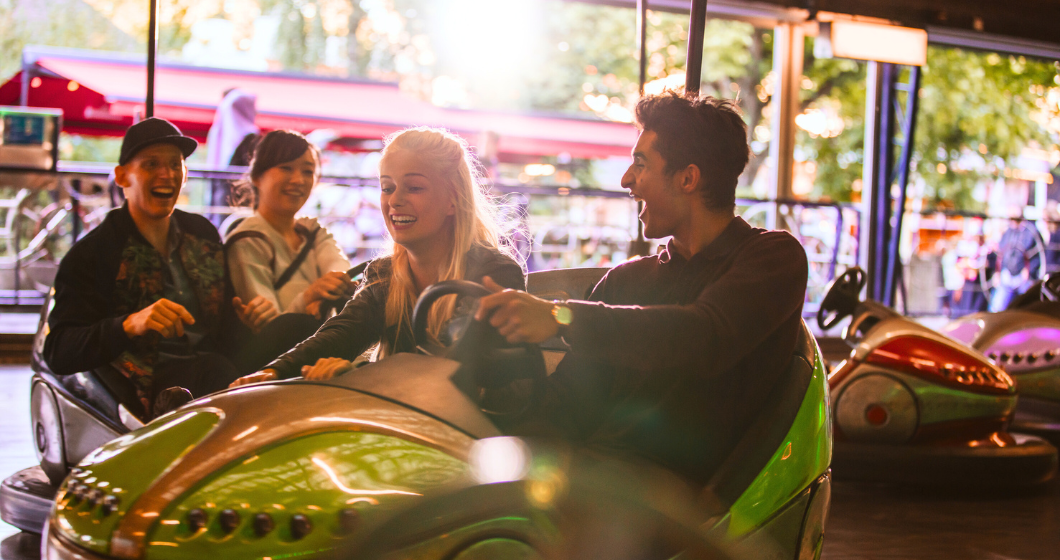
[634, 90, 750, 211]
[233, 129, 320, 207]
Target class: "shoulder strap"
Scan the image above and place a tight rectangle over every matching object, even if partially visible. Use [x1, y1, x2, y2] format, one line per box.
[225, 230, 276, 272]
[274, 226, 320, 290]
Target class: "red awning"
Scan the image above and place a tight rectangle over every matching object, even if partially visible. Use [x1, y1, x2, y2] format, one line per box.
[0, 47, 637, 159]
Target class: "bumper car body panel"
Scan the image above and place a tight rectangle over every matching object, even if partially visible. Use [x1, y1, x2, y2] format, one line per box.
[728, 341, 832, 537]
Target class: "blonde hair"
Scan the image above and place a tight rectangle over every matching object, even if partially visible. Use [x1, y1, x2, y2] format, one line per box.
[378, 127, 514, 355]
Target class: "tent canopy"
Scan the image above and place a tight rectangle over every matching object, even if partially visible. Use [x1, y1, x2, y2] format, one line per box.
[0, 46, 638, 160]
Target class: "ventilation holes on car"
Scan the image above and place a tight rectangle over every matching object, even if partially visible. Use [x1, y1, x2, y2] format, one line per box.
[253, 513, 274, 537]
[187, 509, 208, 532]
[290, 514, 312, 540]
[219, 509, 241, 534]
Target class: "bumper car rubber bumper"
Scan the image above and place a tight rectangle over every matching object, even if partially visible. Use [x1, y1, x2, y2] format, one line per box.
[1, 466, 58, 534]
[832, 434, 1058, 486]
[42, 517, 110, 560]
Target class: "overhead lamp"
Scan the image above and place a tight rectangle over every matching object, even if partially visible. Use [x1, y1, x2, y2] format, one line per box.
[815, 20, 928, 66]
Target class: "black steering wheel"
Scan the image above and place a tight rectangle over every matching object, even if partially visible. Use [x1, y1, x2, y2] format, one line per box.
[1042, 273, 1060, 303]
[411, 280, 547, 422]
[817, 267, 866, 331]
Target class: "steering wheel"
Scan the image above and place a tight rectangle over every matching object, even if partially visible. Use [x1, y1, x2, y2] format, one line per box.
[1042, 273, 1060, 302]
[411, 280, 547, 422]
[817, 267, 866, 331]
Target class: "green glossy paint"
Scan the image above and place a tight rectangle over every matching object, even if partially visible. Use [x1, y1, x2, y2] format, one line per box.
[905, 375, 1016, 425]
[52, 411, 223, 556]
[145, 432, 468, 560]
[1014, 368, 1060, 402]
[726, 342, 832, 537]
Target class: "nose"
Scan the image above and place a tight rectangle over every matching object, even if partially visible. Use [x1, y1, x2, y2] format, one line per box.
[620, 165, 635, 191]
[389, 187, 405, 207]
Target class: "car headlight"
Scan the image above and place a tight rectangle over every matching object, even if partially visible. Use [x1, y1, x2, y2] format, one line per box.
[53, 410, 224, 555]
[142, 431, 468, 560]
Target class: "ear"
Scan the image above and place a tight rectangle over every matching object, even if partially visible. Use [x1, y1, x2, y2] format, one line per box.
[113, 165, 129, 189]
[675, 164, 701, 195]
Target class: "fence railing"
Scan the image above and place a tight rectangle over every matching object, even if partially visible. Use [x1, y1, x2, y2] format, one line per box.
[3, 164, 861, 315]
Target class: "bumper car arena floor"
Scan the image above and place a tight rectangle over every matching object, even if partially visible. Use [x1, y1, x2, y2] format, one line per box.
[2, 364, 1059, 560]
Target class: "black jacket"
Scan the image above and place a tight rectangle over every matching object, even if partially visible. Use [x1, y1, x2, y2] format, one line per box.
[43, 205, 237, 377]
[267, 244, 525, 379]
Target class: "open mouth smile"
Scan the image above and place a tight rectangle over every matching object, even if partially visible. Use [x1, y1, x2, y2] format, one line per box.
[149, 187, 177, 199]
[390, 215, 417, 229]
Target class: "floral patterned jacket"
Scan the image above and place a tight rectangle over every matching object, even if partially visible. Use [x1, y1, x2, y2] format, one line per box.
[43, 205, 236, 412]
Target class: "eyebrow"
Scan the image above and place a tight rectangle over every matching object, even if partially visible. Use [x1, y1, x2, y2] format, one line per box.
[379, 173, 429, 179]
[632, 151, 647, 160]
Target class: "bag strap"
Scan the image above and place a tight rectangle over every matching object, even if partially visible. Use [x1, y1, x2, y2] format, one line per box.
[274, 226, 320, 290]
[225, 230, 275, 271]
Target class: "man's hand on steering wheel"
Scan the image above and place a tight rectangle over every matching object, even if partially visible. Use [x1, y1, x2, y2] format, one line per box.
[474, 277, 559, 344]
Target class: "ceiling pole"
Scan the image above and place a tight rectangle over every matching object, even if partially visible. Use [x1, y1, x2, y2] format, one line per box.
[685, 0, 708, 95]
[146, 0, 159, 119]
[637, 0, 648, 95]
[629, 0, 651, 256]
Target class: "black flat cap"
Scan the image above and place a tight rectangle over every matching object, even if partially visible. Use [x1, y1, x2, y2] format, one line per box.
[119, 117, 198, 165]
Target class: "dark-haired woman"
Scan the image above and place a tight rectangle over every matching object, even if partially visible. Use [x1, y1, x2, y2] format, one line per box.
[226, 130, 353, 370]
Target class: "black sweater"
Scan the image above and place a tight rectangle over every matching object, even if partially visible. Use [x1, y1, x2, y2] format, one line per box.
[266, 244, 526, 379]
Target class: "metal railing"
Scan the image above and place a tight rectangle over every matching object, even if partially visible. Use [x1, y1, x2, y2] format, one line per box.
[2, 164, 861, 315]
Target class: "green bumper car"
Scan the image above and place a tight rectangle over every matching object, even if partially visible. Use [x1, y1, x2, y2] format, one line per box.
[40, 270, 832, 560]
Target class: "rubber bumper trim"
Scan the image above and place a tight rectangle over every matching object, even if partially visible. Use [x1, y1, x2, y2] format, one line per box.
[832, 434, 1058, 486]
[43, 516, 113, 560]
[1, 466, 58, 534]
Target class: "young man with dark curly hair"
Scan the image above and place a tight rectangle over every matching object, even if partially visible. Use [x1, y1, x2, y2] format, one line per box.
[476, 90, 809, 485]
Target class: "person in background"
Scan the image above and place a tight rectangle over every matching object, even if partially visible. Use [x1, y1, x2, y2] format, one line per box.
[230, 127, 525, 386]
[990, 217, 1045, 311]
[225, 130, 354, 371]
[44, 118, 244, 419]
[206, 88, 259, 224]
[939, 238, 965, 316]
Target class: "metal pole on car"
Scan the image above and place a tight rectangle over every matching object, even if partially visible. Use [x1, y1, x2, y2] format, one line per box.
[685, 0, 708, 95]
[146, 0, 159, 118]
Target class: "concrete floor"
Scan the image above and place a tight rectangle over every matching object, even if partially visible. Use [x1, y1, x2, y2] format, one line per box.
[1, 363, 1059, 560]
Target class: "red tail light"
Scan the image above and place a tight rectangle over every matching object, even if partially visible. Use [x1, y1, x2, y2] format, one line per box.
[865, 336, 1013, 395]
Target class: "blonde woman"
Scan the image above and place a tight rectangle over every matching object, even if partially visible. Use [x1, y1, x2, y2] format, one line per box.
[230, 127, 524, 385]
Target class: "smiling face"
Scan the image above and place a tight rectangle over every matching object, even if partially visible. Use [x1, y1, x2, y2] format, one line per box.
[256, 148, 319, 218]
[378, 148, 456, 254]
[115, 142, 187, 224]
[620, 130, 688, 239]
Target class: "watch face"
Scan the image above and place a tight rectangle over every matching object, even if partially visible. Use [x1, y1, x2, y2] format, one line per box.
[553, 304, 573, 326]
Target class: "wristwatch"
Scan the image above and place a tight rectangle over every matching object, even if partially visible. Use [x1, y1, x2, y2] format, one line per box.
[551, 301, 573, 338]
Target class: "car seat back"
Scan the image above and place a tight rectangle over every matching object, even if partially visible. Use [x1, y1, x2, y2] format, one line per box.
[32, 290, 142, 427]
[526, 268, 609, 374]
[527, 267, 607, 301]
[702, 319, 816, 512]
[527, 268, 607, 362]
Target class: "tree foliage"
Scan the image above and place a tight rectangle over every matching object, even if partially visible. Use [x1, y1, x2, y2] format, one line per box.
[5, 0, 1059, 207]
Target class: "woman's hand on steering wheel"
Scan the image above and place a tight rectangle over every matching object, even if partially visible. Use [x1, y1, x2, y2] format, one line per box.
[474, 277, 560, 344]
[302, 357, 354, 380]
